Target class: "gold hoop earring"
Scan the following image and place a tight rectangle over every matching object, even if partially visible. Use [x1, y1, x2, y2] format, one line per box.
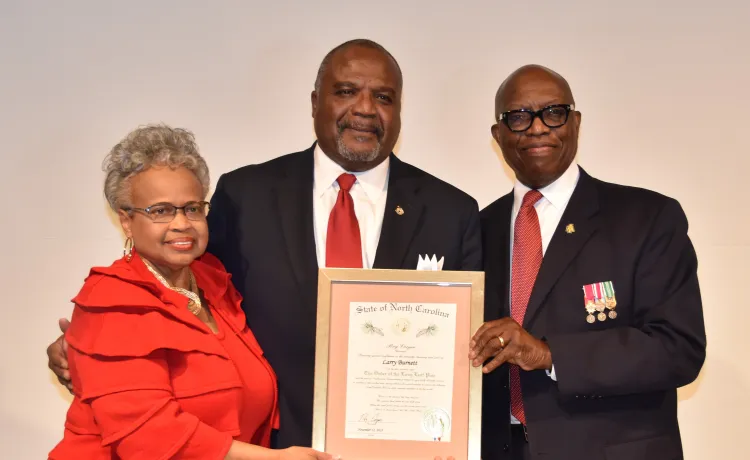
[123, 237, 134, 262]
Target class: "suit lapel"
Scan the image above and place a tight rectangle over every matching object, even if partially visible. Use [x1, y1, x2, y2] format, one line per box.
[373, 155, 425, 269]
[523, 168, 601, 328]
[487, 194, 513, 319]
[275, 145, 318, 294]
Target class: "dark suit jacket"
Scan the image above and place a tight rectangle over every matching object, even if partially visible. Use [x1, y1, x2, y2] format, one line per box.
[206, 144, 482, 449]
[480, 168, 705, 460]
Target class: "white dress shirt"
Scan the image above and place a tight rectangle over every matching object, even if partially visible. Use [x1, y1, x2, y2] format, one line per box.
[508, 160, 580, 423]
[312, 144, 390, 269]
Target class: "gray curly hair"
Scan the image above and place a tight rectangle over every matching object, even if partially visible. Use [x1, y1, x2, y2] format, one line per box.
[102, 124, 210, 211]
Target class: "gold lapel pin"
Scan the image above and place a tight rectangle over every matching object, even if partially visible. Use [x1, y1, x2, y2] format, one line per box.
[565, 223, 575, 234]
[395, 206, 405, 216]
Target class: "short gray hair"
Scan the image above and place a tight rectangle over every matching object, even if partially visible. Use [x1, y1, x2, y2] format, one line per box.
[102, 124, 210, 211]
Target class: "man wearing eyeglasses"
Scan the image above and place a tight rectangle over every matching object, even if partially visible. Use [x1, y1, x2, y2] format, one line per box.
[470, 65, 706, 460]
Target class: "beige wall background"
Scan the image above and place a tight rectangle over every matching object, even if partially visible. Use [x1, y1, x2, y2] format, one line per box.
[1, 0, 747, 458]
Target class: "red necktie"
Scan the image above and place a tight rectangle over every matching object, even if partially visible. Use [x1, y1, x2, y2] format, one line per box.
[326, 173, 363, 268]
[510, 189, 543, 425]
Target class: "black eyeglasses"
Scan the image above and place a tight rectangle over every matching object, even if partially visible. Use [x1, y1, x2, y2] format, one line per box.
[500, 104, 574, 132]
[123, 201, 210, 223]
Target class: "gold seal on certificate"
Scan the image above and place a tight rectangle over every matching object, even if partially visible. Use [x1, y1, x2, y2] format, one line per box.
[312, 268, 484, 460]
[393, 317, 411, 334]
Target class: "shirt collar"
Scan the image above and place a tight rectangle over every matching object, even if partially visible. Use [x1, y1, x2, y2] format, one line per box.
[513, 160, 580, 210]
[313, 143, 390, 200]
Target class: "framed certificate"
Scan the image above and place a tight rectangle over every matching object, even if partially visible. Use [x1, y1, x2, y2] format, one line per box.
[312, 268, 484, 460]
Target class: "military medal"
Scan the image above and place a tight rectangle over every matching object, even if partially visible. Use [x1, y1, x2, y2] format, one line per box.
[583, 284, 597, 323]
[593, 282, 606, 313]
[603, 281, 618, 320]
[584, 281, 619, 322]
[603, 280, 617, 308]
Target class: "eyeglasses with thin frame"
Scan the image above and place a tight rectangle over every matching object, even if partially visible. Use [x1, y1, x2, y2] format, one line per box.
[123, 201, 210, 223]
[500, 104, 574, 133]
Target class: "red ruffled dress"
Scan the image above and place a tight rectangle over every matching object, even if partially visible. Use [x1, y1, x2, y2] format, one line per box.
[49, 252, 279, 459]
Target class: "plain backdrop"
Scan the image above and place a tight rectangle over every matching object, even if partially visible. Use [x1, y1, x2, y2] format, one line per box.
[1, 1, 748, 458]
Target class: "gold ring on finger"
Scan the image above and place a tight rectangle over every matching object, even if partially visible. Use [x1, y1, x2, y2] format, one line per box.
[498, 336, 505, 348]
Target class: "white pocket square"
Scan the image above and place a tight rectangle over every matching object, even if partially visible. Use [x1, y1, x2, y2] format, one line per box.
[417, 254, 444, 271]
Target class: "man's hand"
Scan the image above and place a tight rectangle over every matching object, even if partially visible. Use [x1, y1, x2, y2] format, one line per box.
[278, 446, 334, 460]
[47, 318, 72, 392]
[469, 318, 552, 373]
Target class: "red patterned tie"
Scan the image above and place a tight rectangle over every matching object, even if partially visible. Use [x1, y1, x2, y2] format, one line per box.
[326, 173, 363, 268]
[510, 189, 543, 426]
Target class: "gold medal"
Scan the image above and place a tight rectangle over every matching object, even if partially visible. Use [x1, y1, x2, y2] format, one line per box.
[595, 300, 606, 312]
[597, 312, 607, 322]
[603, 281, 617, 309]
[586, 314, 596, 323]
[608, 310, 617, 320]
[585, 300, 596, 314]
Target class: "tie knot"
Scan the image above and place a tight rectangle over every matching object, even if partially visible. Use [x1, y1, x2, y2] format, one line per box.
[521, 190, 543, 208]
[337, 173, 357, 192]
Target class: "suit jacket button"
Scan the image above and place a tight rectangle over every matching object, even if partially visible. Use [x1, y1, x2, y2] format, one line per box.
[503, 444, 509, 452]
[575, 395, 580, 399]
[583, 395, 588, 399]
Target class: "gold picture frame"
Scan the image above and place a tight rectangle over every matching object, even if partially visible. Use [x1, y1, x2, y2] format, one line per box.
[312, 268, 484, 460]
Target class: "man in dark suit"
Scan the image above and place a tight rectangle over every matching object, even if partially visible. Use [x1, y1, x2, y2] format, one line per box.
[47, 39, 481, 450]
[470, 65, 706, 460]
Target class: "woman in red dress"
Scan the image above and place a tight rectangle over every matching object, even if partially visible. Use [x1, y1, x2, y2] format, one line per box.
[49, 125, 331, 460]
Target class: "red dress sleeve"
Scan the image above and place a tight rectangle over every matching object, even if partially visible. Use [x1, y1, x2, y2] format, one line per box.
[68, 345, 233, 460]
[56, 271, 237, 460]
[51, 255, 278, 460]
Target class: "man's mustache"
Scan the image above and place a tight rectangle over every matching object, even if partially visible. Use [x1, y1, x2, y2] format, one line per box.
[338, 120, 384, 138]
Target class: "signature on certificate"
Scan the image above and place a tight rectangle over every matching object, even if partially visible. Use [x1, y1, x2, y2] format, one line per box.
[386, 343, 416, 353]
[358, 412, 384, 425]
